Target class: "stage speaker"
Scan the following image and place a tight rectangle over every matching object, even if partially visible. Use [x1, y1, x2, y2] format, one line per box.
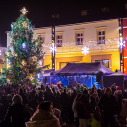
[96, 75, 101, 82]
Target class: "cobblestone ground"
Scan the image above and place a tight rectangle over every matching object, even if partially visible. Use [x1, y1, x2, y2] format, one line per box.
[62, 122, 127, 127]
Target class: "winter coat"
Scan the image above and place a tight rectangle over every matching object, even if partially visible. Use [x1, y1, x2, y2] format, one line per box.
[90, 118, 101, 127]
[0, 103, 30, 127]
[76, 95, 90, 119]
[98, 94, 118, 115]
[72, 100, 78, 118]
[26, 110, 60, 127]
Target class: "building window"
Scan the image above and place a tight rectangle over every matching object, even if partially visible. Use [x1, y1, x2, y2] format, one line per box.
[95, 59, 109, 68]
[38, 35, 44, 43]
[76, 33, 83, 45]
[98, 31, 105, 44]
[56, 35, 62, 47]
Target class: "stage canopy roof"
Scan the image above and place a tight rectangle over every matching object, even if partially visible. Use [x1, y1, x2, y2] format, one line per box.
[103, 70, 127, 88]
[43, 69, 54, 76]
[52, 62, 113, 76]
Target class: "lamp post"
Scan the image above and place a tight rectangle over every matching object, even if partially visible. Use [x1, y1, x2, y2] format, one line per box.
[119, 18, 124, 73]
[51, 16, 56, 70]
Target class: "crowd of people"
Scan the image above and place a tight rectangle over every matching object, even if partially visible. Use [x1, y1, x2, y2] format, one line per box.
[0, 82, 127, 127]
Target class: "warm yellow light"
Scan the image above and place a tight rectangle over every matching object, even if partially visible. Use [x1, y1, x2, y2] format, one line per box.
[30, 76, 34, 81]
[22, 61, 26, 66]
[22, 21, 28, 28]
[20, 7, 28, 15]
[7, 79, 10, 83]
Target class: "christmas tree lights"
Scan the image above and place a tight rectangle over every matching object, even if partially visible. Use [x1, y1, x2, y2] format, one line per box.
[1, 7, 49, 85]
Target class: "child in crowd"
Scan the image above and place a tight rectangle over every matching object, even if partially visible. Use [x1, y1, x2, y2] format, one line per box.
[89, 110, 101, 127]
[53, 108, 63, 125]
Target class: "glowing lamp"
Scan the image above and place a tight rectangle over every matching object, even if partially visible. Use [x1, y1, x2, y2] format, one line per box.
[37, 74, 40, 78]
[0, 50, 2, 56]
[22, 43, 26, 48]
[82, 46, 89, 55]
[39, 60, 42, 66]
[50, 43, 56, 53]
[22, 61, 25, 66]
[11, 24, 13, 28]
[118, 38, 125, 49]
[30, 76, 34, 81]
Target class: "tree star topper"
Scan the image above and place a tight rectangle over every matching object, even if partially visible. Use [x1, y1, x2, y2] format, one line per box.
[20, 7, 28, 15]
[82, 46, 89, 55]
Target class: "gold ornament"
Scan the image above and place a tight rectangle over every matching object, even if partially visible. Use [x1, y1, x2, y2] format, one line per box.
[30, 76, 34, 81]
[32, 56, 37, 61]
[22, 61, 26, 66]
[22, 21, 28, 28]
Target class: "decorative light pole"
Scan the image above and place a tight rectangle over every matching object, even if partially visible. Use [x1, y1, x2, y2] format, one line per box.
[119, 18, 124, 73]
[51, 22, 56, 70]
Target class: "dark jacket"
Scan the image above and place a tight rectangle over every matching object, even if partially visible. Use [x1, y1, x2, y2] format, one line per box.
[20, 92, 29, 105]
[76, 95, 90, 119]
[98, 94, 118, 115]
[0, 103, 31, 127]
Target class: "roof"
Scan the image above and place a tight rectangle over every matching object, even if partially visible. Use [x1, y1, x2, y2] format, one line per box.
[43, 69, 54, 76]
[52, 62, 113, 76]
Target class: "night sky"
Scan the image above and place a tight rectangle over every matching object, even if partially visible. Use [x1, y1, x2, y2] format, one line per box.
[0, 0, 126, 47]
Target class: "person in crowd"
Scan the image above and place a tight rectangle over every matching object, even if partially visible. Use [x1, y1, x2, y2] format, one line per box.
[53, 108, 63, 125]
[120, 99, 127, 126]
[67, 90, 74, 123]
[60, 87, 68, 125]
[73, 81, 77, 87]
[0, 94, 31, 127]
[26, 101, 60, 127]
[114, 90, 123, 119]
[76, 83, 81, 93]
[111, 83, 116, 94]
[19, 89, 29, 105]
[90, 110, 101, 127]
[76, 90, 90, 127]
[72, 93, 81, 127]
[90, 93, 98, 111]
[98, 87, 118, 127]
[80, 84, 85, 92]
[92, 84, 97, 91]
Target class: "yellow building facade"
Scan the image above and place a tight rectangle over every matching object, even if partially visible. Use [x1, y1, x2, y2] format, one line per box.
[7, 19, 120, 72]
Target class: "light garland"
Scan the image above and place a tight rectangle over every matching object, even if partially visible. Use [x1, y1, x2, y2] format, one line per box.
[42, 37, 120, 54]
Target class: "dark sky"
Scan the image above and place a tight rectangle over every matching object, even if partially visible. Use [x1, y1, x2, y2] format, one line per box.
[0, 0, 126, 47]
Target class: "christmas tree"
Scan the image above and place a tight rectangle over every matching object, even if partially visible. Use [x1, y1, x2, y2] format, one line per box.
[1, 7, 49, 85]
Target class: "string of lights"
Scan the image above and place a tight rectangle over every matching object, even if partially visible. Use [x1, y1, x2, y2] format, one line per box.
[41, 37, 120, 55]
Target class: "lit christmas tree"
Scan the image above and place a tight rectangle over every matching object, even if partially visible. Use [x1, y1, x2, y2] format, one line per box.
[1, 7, 48, 85]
